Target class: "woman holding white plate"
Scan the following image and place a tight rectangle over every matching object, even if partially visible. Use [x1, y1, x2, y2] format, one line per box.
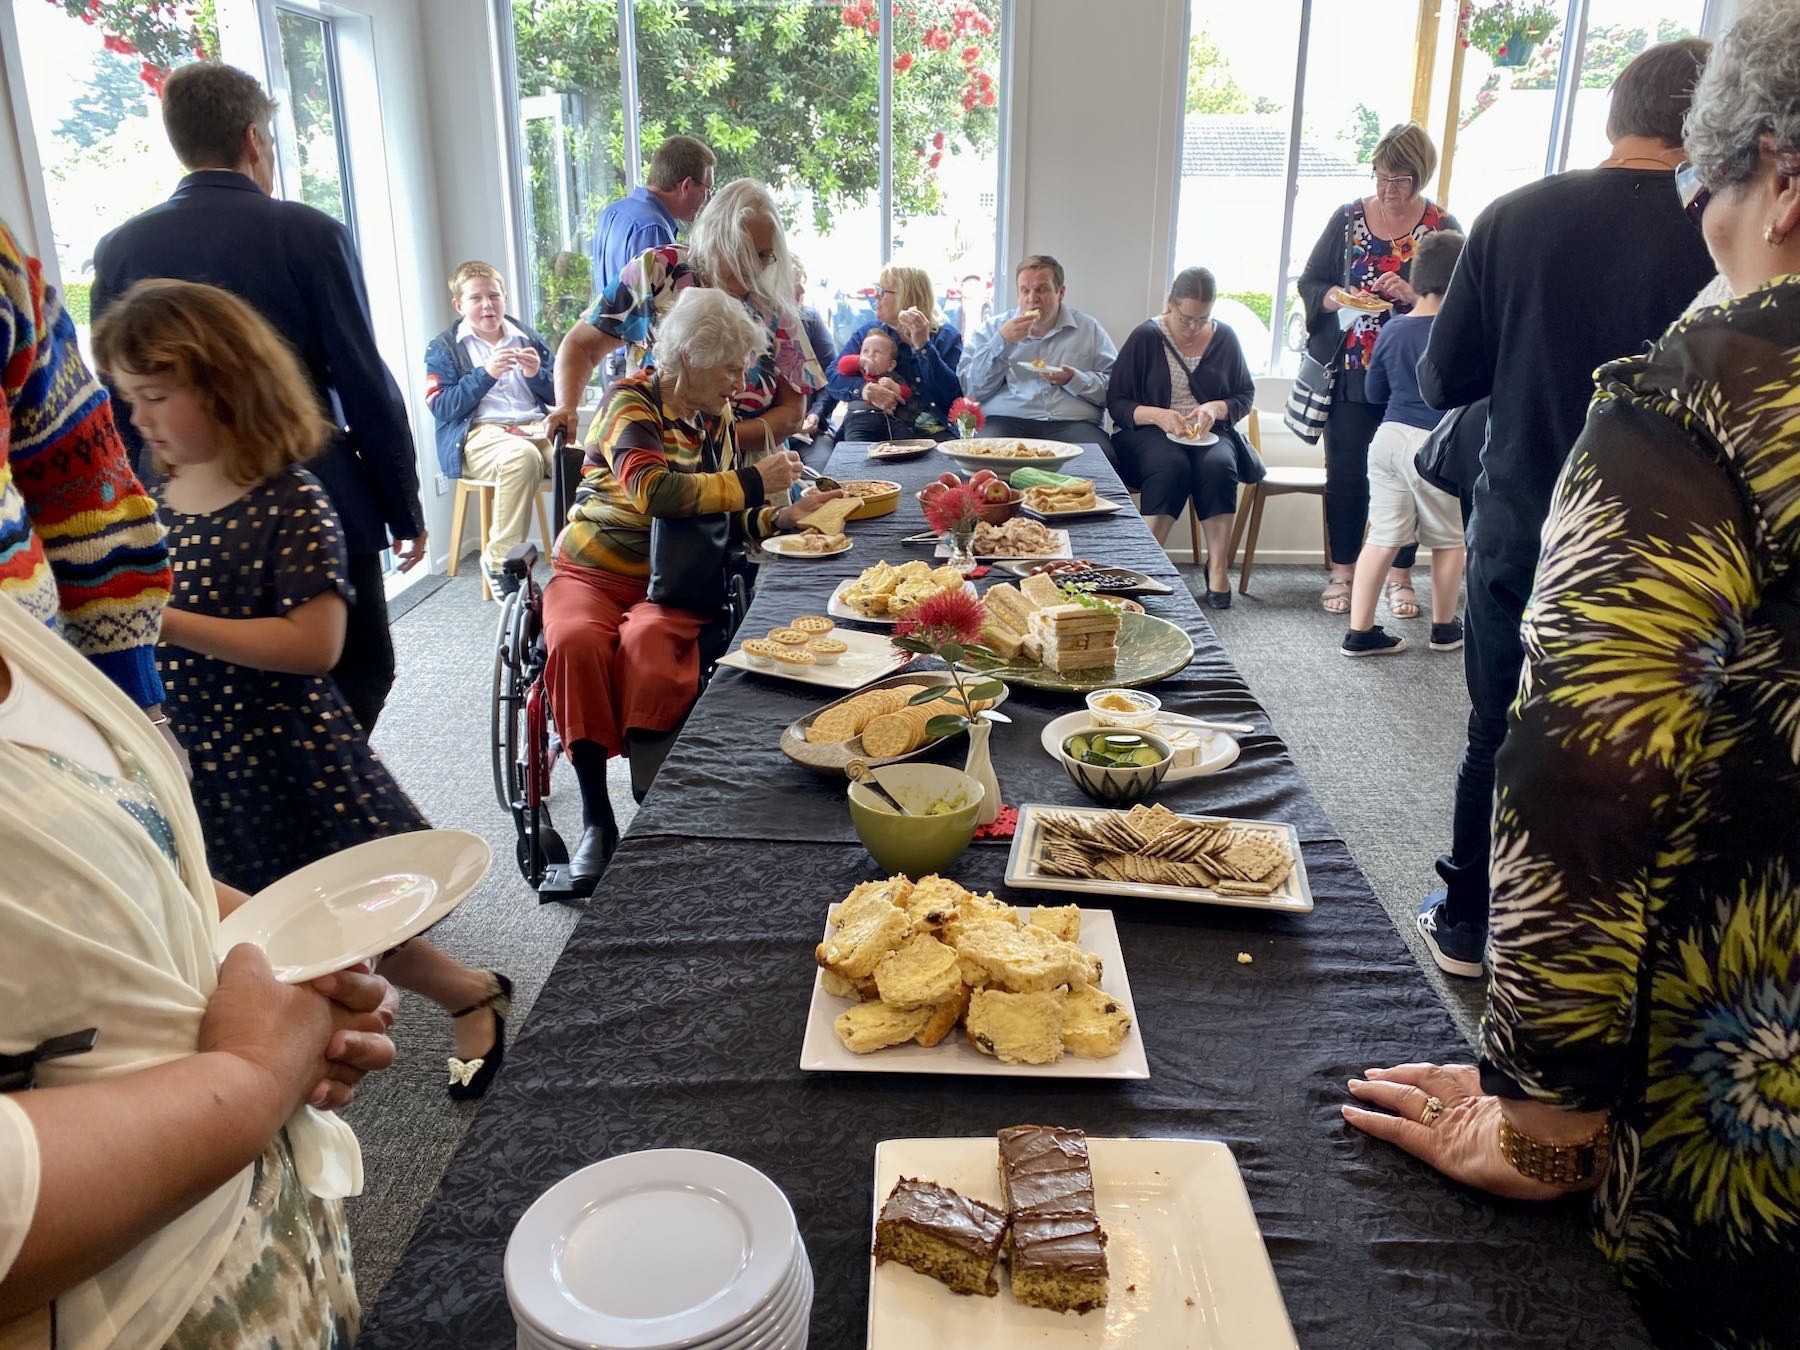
[1108, 267, 1261, 609]
[0, 592, 398, 1347]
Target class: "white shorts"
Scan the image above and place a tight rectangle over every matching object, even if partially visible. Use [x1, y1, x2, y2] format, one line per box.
[1366, 421, 1464, 551]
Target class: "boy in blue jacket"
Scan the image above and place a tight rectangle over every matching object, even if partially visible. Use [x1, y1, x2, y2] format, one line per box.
[424, 261, 557, 595]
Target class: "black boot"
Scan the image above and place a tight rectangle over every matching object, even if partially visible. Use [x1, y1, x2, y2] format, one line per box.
[567, 739, 619, 893]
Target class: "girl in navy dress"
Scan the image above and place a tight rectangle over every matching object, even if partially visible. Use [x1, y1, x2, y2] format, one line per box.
[94, 279, 511, 1101]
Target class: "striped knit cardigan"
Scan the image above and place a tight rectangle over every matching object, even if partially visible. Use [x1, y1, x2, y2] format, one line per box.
[0, 224, 170, 705]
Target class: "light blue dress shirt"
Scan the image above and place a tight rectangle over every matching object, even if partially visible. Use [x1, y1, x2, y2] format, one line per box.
[957, 304, 1116, 425]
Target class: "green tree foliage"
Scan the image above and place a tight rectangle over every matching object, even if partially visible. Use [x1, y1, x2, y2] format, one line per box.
[48, 0, 220, 95]
[1186, 30, 1250, 116]
[55, 49, 148, 149]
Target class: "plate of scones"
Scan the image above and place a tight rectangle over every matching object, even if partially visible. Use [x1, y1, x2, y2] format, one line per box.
[799, 873, 1147, 1079]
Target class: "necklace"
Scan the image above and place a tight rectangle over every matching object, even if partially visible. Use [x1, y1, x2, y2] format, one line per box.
[1599, 155, 1681, 171]
[1369, 194, 1423, 245]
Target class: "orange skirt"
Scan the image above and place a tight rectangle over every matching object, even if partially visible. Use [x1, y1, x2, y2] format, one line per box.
[541, 561, 707, 756]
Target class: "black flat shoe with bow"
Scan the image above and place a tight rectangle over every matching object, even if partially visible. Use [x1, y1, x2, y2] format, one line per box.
[447, 971, 513, 1101]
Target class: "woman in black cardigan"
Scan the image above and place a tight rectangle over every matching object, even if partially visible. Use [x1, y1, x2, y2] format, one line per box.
[1108, 267, 1259, 607]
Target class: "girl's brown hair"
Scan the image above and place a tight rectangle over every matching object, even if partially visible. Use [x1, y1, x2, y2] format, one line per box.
[91, 278, 334, 485]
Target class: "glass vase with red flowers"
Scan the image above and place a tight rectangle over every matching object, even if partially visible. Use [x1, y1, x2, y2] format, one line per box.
[924, 482, 984, 573]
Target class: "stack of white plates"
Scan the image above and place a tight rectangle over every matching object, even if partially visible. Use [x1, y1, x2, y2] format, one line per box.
[507, 1149, 813, 1349]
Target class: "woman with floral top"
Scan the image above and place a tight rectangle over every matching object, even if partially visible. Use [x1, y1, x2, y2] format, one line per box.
[547, 178, 825, 457]
[1297, 123, 1459, 616]
[1341, 7, 1799, 1340]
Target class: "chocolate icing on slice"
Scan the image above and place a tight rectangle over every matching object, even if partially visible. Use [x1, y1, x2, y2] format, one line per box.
[997, 1125, 1108, 1276]
[876, 1177, 1008, 1256]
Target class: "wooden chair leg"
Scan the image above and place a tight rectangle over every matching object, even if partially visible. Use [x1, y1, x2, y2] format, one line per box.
[446, 480, 471, 577]
[1238, 488, 1269, 594]
[476, 485, 494, 602]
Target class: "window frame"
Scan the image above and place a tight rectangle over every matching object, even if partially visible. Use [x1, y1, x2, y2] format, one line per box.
[260, 0, 360, 245]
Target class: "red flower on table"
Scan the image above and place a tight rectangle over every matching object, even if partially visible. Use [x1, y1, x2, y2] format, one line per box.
[893, 586, 987, 649]
[923, 484, 984, 537]
[949, 396, 983, 436]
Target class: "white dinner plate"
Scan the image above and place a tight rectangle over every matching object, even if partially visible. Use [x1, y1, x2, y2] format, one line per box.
[1022, 497, 1128, 522]
[716, 627, 914, 691]
[933, 527, 1072, 561]
[506, 1150, 799, 1350]
[1004, 804, 1313, 914]
[1040, 711, 1240, 781]
[867, 439, 939, 461]
[1013, 358, 1058, 376]
[1166, 430, 1220, 447]
[215, 829, 490, 982]
[938, 439, 1085, 473]
[867, 1137, 1297, 1349]
[799, 906, 1148, 1079]
[762, 533, 852, 558]
[826, 577, 980, 627]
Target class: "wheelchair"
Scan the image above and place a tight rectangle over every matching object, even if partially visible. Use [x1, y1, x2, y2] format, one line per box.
[489, 428, 752, 901]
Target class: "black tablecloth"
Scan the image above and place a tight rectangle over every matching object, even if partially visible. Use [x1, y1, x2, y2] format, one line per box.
[360, 444, 1649, 1349]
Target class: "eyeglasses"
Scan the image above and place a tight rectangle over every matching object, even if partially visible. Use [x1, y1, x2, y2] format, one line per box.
[1372, 173, 1415, 190]
[875, 284, 897, 297]
[1167, 310, 1209, 332]
[1675, 161, 1711, 231]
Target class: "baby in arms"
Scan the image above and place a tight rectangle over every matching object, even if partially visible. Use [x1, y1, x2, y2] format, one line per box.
[836, 329, 946, 440]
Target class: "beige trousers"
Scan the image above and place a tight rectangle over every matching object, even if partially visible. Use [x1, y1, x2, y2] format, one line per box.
[461, 420, 553, 571]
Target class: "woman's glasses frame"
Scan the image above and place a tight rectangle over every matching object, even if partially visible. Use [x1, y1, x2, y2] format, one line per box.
[1371, 172, 1416, 191]
[1675, 161, 1710, 231]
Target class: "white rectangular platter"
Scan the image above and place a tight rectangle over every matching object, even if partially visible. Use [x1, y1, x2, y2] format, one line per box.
[1022, 497, 1127, 522]
[799, 905, 1148, 1079]
[934, 528, 1073, 561]
[868, 1136, 1297, 1350]
[1004, 804, 1314, 915]
[714, 628, 912, 691]
[826, 577, 980, 626]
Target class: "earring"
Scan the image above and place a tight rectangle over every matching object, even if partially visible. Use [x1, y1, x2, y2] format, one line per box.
[1767, 225, 1791, 246]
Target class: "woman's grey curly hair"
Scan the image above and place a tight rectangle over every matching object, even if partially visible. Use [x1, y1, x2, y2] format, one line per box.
[687, 178, 801, 329]
[657, 286, 770, 381]
[1685, 0, 1800, 189]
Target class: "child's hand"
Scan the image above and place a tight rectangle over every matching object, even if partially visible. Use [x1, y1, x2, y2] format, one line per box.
[483, 350, 516, 379]
[514, 348, 542, 377]
[875, 376, 902, 392]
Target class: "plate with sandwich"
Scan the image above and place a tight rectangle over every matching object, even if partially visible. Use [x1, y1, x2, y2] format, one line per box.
[1330, 285, 1392, 315]
[973, 573, 1194, 692]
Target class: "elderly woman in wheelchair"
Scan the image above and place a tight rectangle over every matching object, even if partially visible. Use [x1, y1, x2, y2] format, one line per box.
[542, 287, 838, 892]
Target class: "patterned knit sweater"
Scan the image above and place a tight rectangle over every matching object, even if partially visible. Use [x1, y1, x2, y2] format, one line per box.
[0, 224, 170, 705]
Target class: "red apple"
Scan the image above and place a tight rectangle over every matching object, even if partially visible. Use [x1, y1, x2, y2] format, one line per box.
[921, 482, 946, 501]
[936, 471, 961, 488]
[982, 479, 1011, 503]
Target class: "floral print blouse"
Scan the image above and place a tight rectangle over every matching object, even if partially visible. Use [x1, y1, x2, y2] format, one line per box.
[583, 244, 824, 421]
[1339, 200, 1458, 375]
[1480, 276, 1800, 1344]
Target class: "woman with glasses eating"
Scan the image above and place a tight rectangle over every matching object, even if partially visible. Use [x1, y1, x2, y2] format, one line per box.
[1297, 123, 1459, 617]
[1107, 266, 1258, 607]
[825, 264, 965, 441]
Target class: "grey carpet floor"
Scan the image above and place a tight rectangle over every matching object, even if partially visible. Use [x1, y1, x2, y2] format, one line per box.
[345, 560, 1481, 1304]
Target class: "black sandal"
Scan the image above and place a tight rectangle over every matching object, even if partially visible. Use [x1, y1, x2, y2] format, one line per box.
[446, 972, 513, 1102]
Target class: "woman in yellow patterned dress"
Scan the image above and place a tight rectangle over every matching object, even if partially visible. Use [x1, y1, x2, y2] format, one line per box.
[1340, 7, 1799, 1343]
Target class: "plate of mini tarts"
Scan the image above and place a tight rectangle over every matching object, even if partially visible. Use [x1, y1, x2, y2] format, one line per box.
[768, 627, 812, 646]
[792, 615, 836, 636]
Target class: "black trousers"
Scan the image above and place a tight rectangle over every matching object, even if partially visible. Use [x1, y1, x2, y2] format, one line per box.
[1115, 425, 1238, 520]
[1323, 397, 1417, 569]
[335, 551, 398, 733]
[1434, 547, 1535, 928]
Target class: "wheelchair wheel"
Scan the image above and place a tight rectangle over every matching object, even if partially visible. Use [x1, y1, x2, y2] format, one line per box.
[490, 589, 528, 813]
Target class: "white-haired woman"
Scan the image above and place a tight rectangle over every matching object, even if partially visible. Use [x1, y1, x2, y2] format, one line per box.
[1342, 8, 1800, 1340]
[548, 178, 824, 457]
[542, 288, 836, 890]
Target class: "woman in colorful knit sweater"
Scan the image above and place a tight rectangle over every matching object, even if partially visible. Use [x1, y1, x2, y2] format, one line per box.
[0, 222, 171, 708]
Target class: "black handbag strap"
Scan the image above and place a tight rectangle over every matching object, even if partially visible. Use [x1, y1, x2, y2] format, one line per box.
[1155, 323, 1213, 409]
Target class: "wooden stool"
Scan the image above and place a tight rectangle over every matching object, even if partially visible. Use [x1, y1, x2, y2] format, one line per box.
[447, 475, 555, 601]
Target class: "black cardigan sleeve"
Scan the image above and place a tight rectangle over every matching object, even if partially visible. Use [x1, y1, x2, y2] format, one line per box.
[1106, 321, 1165, 431]
[1201, 324, 1256, 426]
[1297, 205, 1350, 349]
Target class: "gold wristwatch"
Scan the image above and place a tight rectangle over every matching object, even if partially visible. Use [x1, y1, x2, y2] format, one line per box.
[1498, 1115, 1612, 1185]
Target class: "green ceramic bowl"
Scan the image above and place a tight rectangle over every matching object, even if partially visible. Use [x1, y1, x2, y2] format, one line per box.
[846, 763, 984, 877]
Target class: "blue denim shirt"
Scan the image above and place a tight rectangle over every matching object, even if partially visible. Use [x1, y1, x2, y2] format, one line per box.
[590, 187, 679, 292]
[957, 304, 1116, 425]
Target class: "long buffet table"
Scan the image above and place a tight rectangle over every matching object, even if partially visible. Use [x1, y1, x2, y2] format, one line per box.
[361, 441, 1650, 1348]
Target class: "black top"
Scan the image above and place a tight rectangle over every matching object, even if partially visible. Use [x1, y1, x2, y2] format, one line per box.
[94, 171, 425, 555]
[1417, 167, 1715, 564]
[1106, 317, 1255, 431]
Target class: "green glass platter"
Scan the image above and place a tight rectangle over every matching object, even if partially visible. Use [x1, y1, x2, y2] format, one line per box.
[959, 610, 1195, 693]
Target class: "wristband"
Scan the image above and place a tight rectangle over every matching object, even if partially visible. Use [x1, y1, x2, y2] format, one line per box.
[1498, 1114, 1611, 1185]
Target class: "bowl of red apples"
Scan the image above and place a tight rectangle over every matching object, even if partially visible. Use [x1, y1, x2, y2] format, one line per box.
[917, 468, 1021, 525]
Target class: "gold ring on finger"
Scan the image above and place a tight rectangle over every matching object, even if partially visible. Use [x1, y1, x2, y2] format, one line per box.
[1419, 1095, 1444, 1128]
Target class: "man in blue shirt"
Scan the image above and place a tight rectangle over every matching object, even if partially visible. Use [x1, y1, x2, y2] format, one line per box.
[957, 255, 1116, 462]
[589, 135, 715, 294]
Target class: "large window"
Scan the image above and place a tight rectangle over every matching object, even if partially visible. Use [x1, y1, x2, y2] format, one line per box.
[267, 6, 355, 233]
[504, 0, 1006, 373]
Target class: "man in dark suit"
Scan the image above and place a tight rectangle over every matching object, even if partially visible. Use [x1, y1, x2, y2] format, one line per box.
[92, 62, 425, 733]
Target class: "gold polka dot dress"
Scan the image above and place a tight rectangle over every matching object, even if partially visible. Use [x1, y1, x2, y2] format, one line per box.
[157, 466, 428, 893]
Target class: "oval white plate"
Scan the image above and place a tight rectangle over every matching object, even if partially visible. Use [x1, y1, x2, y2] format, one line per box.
[1040, 710, 1239, 780]
[506, 1149, 798, 1350]
[1167, 429, 1220, 447]
[216, 829, 490, 982]
[763, 533, 852, 558]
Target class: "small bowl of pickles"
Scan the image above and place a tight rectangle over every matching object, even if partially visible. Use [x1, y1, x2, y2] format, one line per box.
[1057, 726, 1174, 806]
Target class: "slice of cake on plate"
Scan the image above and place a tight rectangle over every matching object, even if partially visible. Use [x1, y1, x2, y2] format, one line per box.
[873, 1176, 1009, 1296]
[995, 1124, 1109, 1313]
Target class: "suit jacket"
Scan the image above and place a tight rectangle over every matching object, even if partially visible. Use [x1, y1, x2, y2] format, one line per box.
[92, 171, 424, 555]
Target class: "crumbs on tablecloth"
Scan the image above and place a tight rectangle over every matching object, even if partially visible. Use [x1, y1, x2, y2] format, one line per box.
[1185, 1296, 1196, 1307]
[1236, 952, 1253, 965]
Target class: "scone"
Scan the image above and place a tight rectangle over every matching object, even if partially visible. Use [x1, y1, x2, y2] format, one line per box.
[953, 918, 1092, 994]
[902, 874, 970, 932]
[875, 933, 963, 1008]
[965, 989, 1064, 1065]
[820, 968, 879, 1001]
[1060, 984, 1132, 1058]
[835, 1000, 934, 1053]
[942, 889, 1019, 942]
[1029, 904, 1082, 944]
[914, 984, 973, 1048]
[829, 876, 912, 926]
[817, 888, 911, 979]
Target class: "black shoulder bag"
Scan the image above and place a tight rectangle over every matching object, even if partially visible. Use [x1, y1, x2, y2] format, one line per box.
[645, 375, 734, 615]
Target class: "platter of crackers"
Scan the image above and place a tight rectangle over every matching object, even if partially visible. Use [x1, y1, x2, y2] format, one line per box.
[965, 573, 1194, 692]
[781, 672, 1010, 775]
[799, 873, 1148, 1079]
[940, 440, 1085, 473]
[829, 560, 977, 625]
[1004, 803, 1313, 913]
[716, 616, 915, 691]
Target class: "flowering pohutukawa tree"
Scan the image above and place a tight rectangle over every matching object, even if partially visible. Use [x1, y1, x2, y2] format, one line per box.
[50, 0, 220, 96]
[891, 588, 1007, 737]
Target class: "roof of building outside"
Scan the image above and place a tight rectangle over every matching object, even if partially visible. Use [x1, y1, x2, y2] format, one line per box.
[1183, 115, 1365, 178]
